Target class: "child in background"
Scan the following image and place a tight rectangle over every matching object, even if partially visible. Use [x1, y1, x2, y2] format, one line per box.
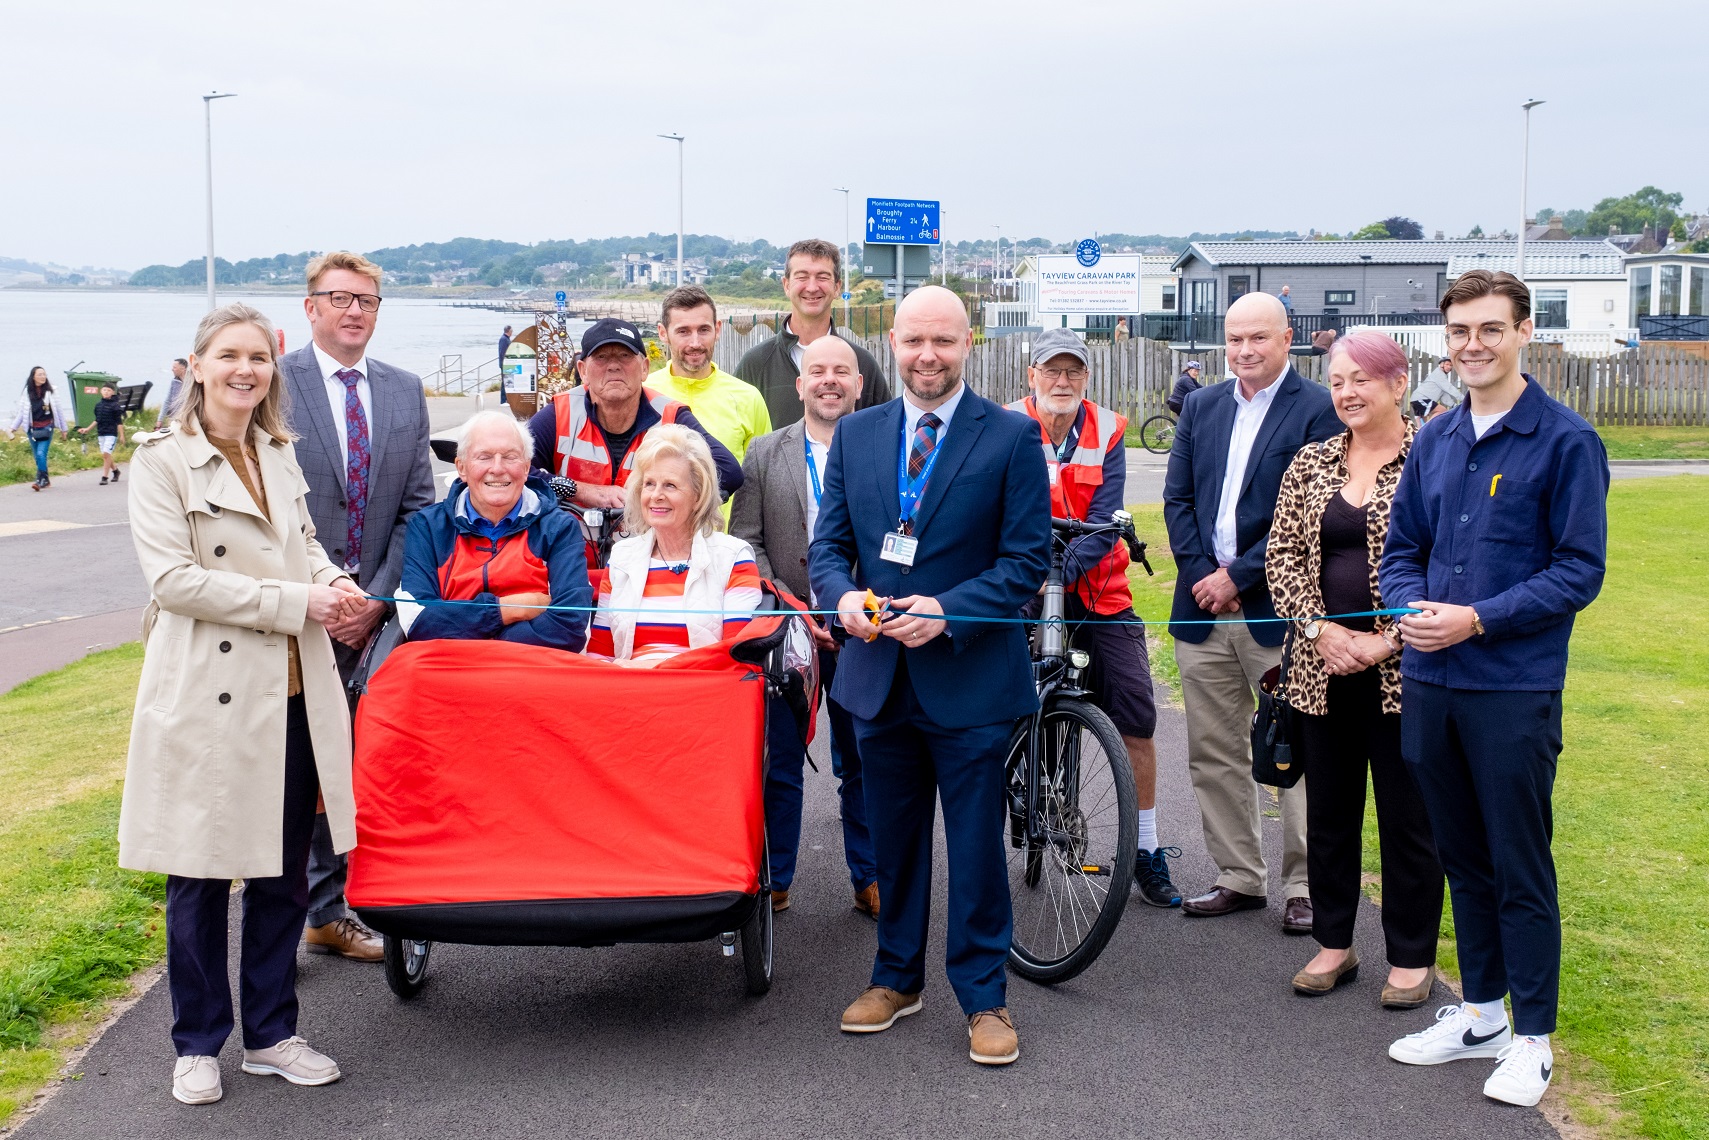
[79, 381, 127, 484]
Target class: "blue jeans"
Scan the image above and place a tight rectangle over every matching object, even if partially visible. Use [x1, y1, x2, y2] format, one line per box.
[764, 647, 877, 892]
[31, 437, 50, 479]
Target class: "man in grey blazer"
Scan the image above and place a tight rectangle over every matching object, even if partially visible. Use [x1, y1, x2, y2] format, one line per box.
[730, 335, 878, 918]
[281, 251, 436, 961]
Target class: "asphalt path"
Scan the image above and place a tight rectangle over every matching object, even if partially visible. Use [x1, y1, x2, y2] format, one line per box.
[17, 697, 1558, 1139]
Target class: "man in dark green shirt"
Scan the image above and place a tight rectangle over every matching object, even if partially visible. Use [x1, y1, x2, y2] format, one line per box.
[735, 238, 891, 427]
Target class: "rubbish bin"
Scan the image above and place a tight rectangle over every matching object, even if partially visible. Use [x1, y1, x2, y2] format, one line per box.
[67, 369, 124, 428]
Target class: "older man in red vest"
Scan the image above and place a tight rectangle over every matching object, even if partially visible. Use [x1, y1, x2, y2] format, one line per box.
[526, 318, 741, 513]
[1007, 327, 1179, 907]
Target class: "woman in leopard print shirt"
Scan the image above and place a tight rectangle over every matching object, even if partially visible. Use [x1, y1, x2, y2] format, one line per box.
[1268, 331, 1444, 1009]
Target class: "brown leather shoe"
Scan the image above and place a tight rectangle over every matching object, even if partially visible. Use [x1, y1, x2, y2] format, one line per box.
[771, 889, 790, 913]
[1181, 885, 1267, 917]
[853, 883, 880, 919]
[1281, 896, 1313, 935]
[968, 1008, 1019, 1065]
[1292, 948, 1359, 994]
[840, 986, 922, 1033]
[1381, 968, 1436, 1009]
[302, 917, 382, 961]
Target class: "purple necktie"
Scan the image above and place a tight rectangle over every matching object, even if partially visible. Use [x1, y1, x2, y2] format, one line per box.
[337, 369, 369, 574]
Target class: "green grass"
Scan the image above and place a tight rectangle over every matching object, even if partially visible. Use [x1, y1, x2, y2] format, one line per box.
[1, 412, 152, 487]
[0, 644, 162, 1126]
[1123, 503, 1180, 700]
[1355, 476, 1708, 1137]
[1596, 426, 1709, 460]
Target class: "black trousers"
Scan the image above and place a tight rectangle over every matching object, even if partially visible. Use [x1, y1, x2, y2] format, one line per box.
[1297, 670, 1443, 967]
[166, 694, 321, 1057]
[1403, 679, 1562, 1036]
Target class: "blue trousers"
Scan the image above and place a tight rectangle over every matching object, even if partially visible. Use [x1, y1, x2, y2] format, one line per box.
[31, 437, 51, 479]
[765, 648, 876, 893]
[166, 694, 320, 1056]
[853, 657, 1012, 1016]
[1402, 679, 1562, 1035]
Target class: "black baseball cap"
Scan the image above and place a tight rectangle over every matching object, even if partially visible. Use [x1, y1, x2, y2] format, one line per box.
[581, 318, 646, 357]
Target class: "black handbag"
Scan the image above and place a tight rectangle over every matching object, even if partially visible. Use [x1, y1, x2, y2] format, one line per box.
[1251, 632, 1304, 788]
[27, 424, 53, 442]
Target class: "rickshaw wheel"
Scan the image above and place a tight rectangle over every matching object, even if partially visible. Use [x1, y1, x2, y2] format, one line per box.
[740, 891, 773, 995]
[383, 935, 432, 999]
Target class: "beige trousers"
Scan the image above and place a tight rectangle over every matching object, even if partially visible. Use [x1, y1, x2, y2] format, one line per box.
[1174, 620, 1309, 898]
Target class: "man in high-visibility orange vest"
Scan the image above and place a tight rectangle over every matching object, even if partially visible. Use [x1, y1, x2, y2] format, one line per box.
[1008, 327, 1179, 908]
[525, 318, 742, 509]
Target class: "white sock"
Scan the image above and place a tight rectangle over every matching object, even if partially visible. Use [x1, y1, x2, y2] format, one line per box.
[1135, 808, 1158, 854]
[1466, 999, 1510, 1028]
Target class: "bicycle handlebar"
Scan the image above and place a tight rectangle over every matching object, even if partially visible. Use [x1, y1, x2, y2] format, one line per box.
[1050, 511, 1153, 576]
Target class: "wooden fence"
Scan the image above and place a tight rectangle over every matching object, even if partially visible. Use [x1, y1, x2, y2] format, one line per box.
[711, 328, 1709, 427]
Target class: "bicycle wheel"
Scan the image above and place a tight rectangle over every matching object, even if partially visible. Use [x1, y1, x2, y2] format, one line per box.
[1138, 415, 1176, 455]
[382, 935, 432, 999]
[1004, 699, 1137, 984]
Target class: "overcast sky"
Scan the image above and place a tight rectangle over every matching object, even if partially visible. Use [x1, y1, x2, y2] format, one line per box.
[5, 0, 1706, 270]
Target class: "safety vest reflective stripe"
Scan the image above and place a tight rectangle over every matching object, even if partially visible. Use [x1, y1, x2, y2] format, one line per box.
[552, 386, 685, 484]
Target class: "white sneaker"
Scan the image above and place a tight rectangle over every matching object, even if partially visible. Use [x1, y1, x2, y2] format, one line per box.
[241, 1036, 342, 1086]
[1484, 1036, 1554, 1107]
[172, 1055, 222, 1104]
[1388, 1003, 1512, 1065]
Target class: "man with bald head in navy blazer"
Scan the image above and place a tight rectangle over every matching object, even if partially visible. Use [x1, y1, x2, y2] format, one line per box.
[810, 286, 1049, 1066]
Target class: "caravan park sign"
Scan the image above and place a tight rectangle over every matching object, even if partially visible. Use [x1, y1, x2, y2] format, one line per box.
[1036, 251, 1141, 315]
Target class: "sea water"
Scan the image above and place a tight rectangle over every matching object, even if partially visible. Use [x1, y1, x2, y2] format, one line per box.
[0, 289, 587, 410]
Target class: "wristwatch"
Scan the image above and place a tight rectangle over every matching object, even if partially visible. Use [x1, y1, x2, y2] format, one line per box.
[1469, 609, 1485, 637]
[1301, 620, 1324, 640]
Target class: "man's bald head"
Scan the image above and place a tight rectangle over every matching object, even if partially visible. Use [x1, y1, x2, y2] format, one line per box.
[1224, 291, 1295, 392]
[891, 286, 972, 405]
[798, 332, 863, 430]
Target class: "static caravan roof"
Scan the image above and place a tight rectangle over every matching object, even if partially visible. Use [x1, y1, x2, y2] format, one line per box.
[1446, 248, 1626, 278]
[1172, 239, 1622, 272]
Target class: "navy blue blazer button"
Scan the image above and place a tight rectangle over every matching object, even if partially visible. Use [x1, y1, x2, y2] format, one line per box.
[1453, 565, 1464, 574]
[1460, 514, 1469, 522]
[901, 567, 911, 575]
[218, 692, 231, 704]
[1468, 461, 1478, 472]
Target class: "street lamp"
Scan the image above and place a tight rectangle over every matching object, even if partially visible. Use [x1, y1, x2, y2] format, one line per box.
[834, 186, 851, 326]
[658, 133, 684, 287]
[202, 92, 236, 311]
[1516, 98, 1545, 283]
[991, 225, 1004, 301]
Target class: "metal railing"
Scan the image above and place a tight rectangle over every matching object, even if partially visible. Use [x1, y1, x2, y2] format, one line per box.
[1639, 315, 1709, 341]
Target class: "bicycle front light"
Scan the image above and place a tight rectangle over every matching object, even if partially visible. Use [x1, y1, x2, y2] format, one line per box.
[1069, 649, 1091, 670]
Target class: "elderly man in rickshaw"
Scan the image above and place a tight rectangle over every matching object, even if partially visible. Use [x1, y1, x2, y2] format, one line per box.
[399, 411, 591, 650]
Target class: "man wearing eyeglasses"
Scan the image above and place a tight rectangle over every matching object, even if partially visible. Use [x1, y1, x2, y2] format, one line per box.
[1380, 269, 1608, 1108]
[281, 250, 436, 963]
[1007, 328, 1179, 908]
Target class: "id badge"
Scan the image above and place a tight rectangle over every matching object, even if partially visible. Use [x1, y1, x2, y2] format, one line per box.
[880, 531, 919, 566]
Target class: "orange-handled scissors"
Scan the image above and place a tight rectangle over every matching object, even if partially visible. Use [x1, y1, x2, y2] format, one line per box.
[861, 589, 892, 643]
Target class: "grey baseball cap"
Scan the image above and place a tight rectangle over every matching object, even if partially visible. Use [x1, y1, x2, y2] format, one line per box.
[1030, 327, 1089, 368]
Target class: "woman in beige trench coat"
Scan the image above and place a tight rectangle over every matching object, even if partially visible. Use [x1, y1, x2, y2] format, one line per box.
[121, 303, 368, 1106]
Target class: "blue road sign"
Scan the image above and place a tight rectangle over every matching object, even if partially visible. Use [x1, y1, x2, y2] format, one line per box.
[842, 291, 851, 300]
[555, 290, 567, 311]
[866, 198, 940, 245]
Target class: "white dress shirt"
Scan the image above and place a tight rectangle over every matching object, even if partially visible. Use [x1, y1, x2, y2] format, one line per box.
[900, 381, 965, 452]
[804, 428, 831, 543]
[313, 343, 372, 470]
[1212, 370, 1283, 566]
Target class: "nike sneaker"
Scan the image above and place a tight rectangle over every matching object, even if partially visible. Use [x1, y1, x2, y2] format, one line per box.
[1387, 1003, 1512, 1065]
[1484, 1036, 1553, 1107]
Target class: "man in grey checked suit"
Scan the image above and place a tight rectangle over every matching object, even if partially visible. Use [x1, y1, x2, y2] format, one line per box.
[730, 335, 878, 918]
[282, 251, 435, 961]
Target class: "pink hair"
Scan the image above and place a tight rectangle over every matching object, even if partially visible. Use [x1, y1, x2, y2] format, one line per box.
[1327, 330, 1408, 382]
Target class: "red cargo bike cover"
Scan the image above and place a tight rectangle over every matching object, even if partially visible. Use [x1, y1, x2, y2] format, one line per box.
[346, 637, 767, 910]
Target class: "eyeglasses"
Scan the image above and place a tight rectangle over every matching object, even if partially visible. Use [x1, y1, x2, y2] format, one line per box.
[1037, 367, 1088, 382]
[311, 290, 382, 313]
[1445, 323, 1512, 350]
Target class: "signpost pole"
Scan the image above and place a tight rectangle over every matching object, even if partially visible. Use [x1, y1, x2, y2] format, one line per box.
[894, 246, 904, 323]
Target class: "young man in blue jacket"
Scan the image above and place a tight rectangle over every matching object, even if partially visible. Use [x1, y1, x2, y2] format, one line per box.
[1379, 270, 1608, 1108]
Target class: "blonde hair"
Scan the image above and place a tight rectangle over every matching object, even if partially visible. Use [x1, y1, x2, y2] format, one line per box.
[623, 425, 721, 537]
[305, 250, 383, 293]
[178, 303, 295, 443]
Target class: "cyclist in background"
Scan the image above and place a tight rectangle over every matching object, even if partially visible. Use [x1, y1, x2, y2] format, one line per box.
[1009, 328, 1181, 907]
[1167, 360, 1202, 415]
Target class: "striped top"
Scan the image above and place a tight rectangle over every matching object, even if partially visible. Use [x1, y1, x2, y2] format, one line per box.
[586, 556, 762, 662]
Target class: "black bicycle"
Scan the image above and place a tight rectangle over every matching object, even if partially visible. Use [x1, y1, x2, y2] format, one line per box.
[1137, 413, 1176, 455]
[1003, 511, 1151, 984]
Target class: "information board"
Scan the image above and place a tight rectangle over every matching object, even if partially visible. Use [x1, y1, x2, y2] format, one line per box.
[1035, 253, 1142, 315]
[866, 198, 940, 245]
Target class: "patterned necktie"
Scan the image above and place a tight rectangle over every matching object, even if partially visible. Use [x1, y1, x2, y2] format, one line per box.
[337, 369, 370, 574]
[907, 411, 942, 479]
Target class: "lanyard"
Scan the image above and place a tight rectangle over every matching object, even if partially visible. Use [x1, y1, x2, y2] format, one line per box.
[804, 431, 823, 506]
[897, 421, 944, 534]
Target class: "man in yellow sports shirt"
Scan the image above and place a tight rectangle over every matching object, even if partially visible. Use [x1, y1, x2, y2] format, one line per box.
[648, 285, 772, 464]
